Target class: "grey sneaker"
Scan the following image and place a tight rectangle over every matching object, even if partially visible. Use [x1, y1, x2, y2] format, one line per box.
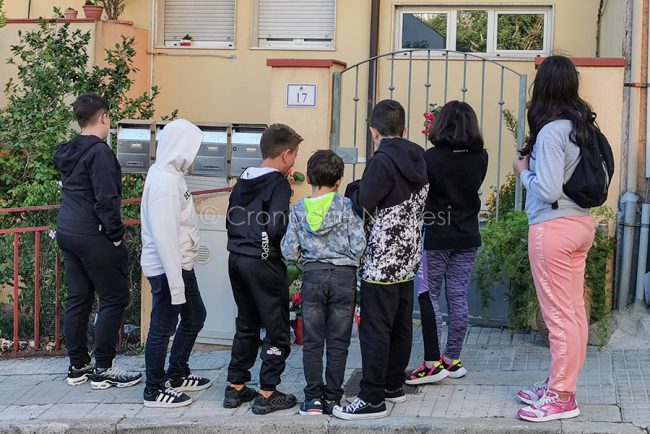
[90, 365, 142, 389]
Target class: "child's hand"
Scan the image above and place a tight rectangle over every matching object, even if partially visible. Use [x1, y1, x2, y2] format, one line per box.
[512, 154, 530, 177]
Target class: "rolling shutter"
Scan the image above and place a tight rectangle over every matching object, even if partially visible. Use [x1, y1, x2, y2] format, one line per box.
[164, 0, 236, 44]
[258, 0, 335, 46]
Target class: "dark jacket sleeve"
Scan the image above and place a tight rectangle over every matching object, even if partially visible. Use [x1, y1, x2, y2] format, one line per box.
[88, 145, 125, 242]
[267, 179, 292, 245]
[345, 155, 393, 217]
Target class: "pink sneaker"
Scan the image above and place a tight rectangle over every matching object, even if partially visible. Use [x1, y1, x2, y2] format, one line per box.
[517, 378, 549, 405]
[518, 390, 580, 422]
[405, 361, 449, 385]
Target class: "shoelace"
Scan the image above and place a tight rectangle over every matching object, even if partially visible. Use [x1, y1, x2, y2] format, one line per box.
[532, 380, 549, 392]
[164, 387, 183, 398]
[346, 398, 366, 412]
[534, 391, 558, 408]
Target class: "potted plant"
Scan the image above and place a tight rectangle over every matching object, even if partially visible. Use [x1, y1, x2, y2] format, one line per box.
[98, 0, 126, 21]
[82, 0, 104, 20]
[64, 7, 78, 19]
[180, 34, 192, 47]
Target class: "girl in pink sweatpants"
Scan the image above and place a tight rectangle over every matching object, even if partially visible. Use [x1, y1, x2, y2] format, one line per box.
[512, 55, 599, 423]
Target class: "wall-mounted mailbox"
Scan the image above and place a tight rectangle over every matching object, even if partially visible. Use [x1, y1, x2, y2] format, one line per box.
[116, 120, 154, 174]
[230, 124, 266, 177]
[194, 124, 229, 177]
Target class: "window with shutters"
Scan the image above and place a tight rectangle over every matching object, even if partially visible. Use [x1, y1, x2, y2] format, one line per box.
[161, 0, 236, 48]
[255, 0, 336, 49]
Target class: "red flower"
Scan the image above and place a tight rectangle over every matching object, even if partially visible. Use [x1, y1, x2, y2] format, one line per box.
[291, 291, 302, 308]
[424, 112, 435, 121]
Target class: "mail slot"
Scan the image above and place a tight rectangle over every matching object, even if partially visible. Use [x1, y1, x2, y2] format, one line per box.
[194, 124, 229, 177]
[116, 120, 154, 174]
[230, 124, 266, 177]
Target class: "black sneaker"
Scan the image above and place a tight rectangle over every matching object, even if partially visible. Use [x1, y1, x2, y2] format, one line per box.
[322, 398, 340, 415]
[384, 386, 407, 403]
[223, 385, 257, 408]
[251, 390, 297, 415]
[332, 397, 387, 420]
[299, 397, 324, 416]
[90, 365, 142, 390]
[143, 385, 192, 408]
[66, 363, 93, 386]
[169, 374, 214, 392]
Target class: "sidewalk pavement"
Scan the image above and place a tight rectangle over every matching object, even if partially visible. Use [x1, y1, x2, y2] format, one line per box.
[0, 324, 649, 434]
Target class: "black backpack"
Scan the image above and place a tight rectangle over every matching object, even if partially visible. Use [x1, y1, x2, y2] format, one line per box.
[554, 126, 615, 209]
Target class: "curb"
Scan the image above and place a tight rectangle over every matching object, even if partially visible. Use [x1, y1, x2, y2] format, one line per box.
[0, 416, 646, 434]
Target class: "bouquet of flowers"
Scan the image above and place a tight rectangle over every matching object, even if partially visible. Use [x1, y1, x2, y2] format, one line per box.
[422, 103, 443, 136]
[287, 262, 304, 344]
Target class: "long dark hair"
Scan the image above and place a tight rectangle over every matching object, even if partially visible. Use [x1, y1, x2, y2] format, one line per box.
[428, 100, 484, 152]
[522, 55, 596, 155]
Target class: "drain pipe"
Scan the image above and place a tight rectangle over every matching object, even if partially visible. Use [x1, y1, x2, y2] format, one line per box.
[365, 0, 380, 161]
[620, 192, 640, 309]
[635, 203, 650, 304]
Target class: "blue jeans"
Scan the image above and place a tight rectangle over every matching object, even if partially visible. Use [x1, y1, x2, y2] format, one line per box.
[302, 265, 356, 401]
[145, 269, 206, 390]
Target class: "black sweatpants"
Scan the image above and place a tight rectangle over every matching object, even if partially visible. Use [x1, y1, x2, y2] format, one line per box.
[358, 280, 414, 405]
[227, 253, 290, 390]
[56, 230, 130, 369]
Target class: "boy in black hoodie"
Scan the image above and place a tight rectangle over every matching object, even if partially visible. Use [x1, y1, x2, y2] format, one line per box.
[55, 93, 142, 389]
[333, 100, 429, 420]
[224, 123, 302, 415]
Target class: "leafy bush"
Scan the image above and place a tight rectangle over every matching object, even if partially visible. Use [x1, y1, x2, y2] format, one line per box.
[0, 13, 175, 349]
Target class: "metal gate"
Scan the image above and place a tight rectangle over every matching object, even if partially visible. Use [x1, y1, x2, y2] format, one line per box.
[330, 49, 529, 326]
[330, 49, 528, 217]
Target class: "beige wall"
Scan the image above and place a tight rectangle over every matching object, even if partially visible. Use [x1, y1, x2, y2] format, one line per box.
[149, 0, 370, 123]
[599, 0, 627, 57]
[5, 0, 607, 124]
[577, 64, 625, 211]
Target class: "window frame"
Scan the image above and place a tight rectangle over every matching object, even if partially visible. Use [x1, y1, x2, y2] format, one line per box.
[155, 0, 238, 50]
[252, 0, 337, 51]
[395, 5, 553, 59]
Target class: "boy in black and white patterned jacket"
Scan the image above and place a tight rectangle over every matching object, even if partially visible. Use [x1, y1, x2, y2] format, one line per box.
[333, 99, 429, 420]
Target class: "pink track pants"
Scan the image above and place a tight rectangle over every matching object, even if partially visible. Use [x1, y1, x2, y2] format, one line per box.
[528, 215, 595, 394]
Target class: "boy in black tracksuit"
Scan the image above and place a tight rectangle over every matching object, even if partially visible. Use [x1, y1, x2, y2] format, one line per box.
[55, 93, 142, 389]
[224, 124, 303, 415]
[333, 100, 429, 420]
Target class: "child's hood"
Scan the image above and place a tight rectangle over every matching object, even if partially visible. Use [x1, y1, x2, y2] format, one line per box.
[298, 193, 347, 235]
[155, 119, 203, 174]
[54, 135, 106, 175]
[377, 137, 428, 186]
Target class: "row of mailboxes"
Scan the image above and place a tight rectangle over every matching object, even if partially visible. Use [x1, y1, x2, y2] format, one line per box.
[116, 120, 266, 177]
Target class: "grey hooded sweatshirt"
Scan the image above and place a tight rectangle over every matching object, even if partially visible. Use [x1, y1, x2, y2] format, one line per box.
[281, 192, 366, 269]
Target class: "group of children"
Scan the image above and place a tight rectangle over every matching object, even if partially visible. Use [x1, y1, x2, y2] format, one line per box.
[56, 86, 573, 422]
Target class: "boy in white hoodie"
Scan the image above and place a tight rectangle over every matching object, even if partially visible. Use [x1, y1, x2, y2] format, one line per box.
[140, 119, 213, 408]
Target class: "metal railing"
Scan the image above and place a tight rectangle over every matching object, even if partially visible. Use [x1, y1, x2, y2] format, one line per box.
[0, 187, 230, 356]
[330, 49, 528, 218]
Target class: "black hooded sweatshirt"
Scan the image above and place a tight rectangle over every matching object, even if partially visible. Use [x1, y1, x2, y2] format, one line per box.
[345, 137, 429, 283]
[226, 170, 291, 260]
[54, 135, 125, 242]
